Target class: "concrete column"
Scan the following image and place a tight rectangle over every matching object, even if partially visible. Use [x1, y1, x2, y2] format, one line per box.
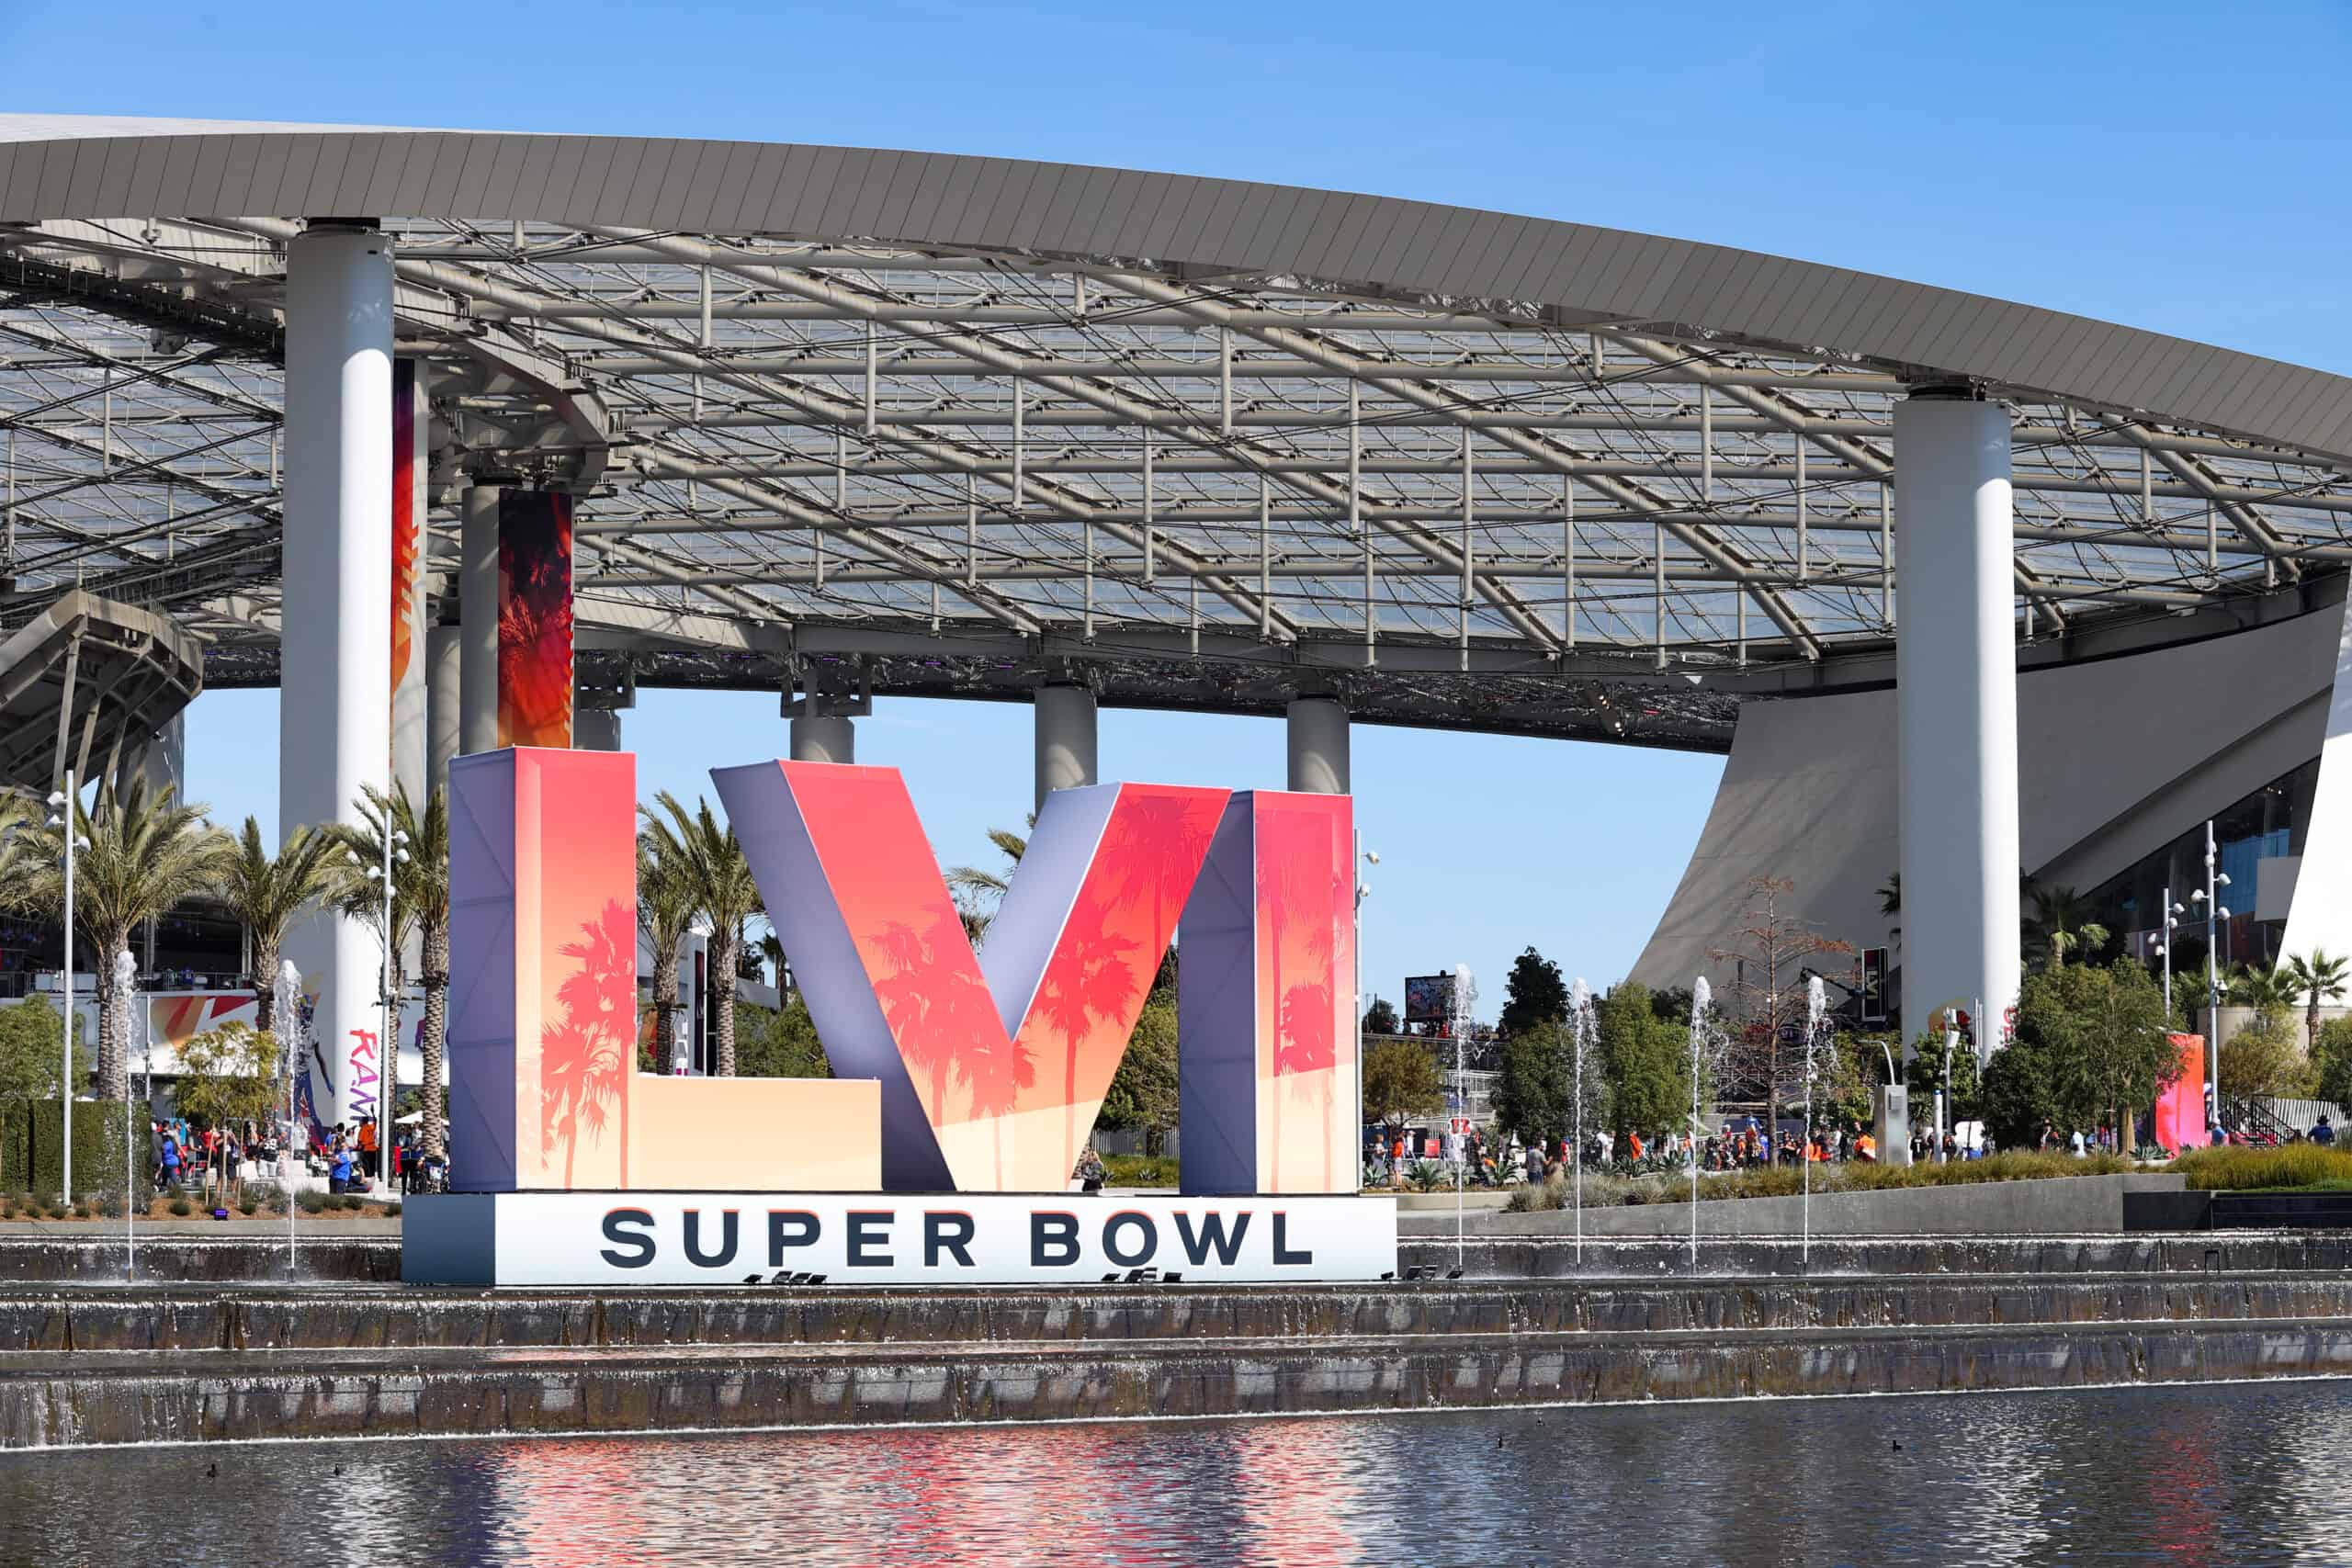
[458, 484, 502, 754]
[1285, 695, 1351, 794]
[788, 714, 855, 763]
[1034, 682, 1098, 810]
[1894, 392, 2020, 1042]
[575, 706, 624, 751]
[140, 709, 186, 802]
[278, 222, 394, 1131]
[424, 624, 461, 797]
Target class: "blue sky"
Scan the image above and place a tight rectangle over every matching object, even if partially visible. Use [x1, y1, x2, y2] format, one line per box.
[10, 1, 2347, 1014]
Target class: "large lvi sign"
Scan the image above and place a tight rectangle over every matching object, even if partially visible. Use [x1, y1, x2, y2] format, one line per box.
[410, 748, 1385, 1287]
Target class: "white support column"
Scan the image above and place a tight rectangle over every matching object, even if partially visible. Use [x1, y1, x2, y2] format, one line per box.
[788, 714, 855, 764]
[424, 624, 461, 796]
[458, 484, 502, 755]
[1034, 682, 1098, 811]
[1286, 695, 1351, 795]
[278, 222, 394, 1134]
[1894, 391, 2020, 1043]
[139, 709, 186, 802]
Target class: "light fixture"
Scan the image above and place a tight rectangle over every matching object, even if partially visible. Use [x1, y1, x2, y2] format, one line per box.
[1363, 850, 1380, 865]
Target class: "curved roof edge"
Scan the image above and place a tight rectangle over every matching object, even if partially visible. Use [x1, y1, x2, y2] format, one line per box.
[4, 115, 2348, 463]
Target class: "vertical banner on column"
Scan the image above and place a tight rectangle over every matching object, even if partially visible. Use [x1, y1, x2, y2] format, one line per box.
[1179, 791, 1357, 1196]
[390, 356, 429, 805]
[497, 490, 574, 750]
[447, 746, 637, 1191]
[2154, 1032, 2210, 1156]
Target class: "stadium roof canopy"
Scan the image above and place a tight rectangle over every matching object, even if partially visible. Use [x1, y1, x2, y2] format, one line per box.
[4, 115, 2350, 750]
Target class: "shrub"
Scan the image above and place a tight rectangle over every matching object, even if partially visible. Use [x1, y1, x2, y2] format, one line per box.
[2168, 1145, 2352, 1191]
[1102, 1155, 1178, 1189]
[244, 1180, 282, 1213]
[297, 1190, 327, 1214]
[166, 1198, 192, 1217]
[1406, 1159, 1449, 1193]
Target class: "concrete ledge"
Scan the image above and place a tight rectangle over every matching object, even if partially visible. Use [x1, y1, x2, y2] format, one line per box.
[10, 1315, 2352, 1447]
[1402, 1173, 2186, 1238]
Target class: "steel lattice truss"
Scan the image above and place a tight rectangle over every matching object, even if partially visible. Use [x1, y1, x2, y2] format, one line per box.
[6, 217, 2351, 749]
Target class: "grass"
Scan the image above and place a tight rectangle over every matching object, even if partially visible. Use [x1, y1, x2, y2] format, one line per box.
[1504, 1150, 2136, 1212]
[2166, 1144, 2352, 1191]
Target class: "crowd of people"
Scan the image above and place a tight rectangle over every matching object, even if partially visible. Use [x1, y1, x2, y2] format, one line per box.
[1367, 1114, 1996, 1188]
[140, 1113, 450, 1205]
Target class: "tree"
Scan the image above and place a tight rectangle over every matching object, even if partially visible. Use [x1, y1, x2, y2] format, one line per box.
[2028, 886, 2110, 970]
[1498, 947, 1568, 1039]
[2228, 964, 2301, 1016]
[0, 998, 91, 1190]
[736, 996, 831, 1079]
[1362, 1038, 1442, 1130]
[1489, 1017, 1605, 1151]
[640, 793, 762, 1077]
[1098, 995, 1179, 1153]
[1979, 1036, 2063, 1152]
[2284, 949, 2350, 1055]
[216, 818, 340, 1036]
[2220, 1006, 2312, 1100]
[8, 780, 229, 1099]
[331, 784, 452, 1156]
[175, 1021, 283, 1132]
[1361, 996, 1399, 1036]
[945, 818, 1030, 944]
[637, 826, 698, 1075]
[1904, 1028, 1984, 1127]
[1708, 875, 1852, 1112]
[2313, 1017, 2352, 1111]
[2010, 957, 2179, 1141]
[1877, 870, 1901, 947]
[1598, 981, 1690, 1152]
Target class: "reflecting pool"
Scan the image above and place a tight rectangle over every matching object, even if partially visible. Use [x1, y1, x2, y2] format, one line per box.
[5, 1379, 2347, 1565]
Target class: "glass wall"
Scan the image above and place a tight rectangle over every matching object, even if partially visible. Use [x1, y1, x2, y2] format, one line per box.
[2080, 757, 2319, 976]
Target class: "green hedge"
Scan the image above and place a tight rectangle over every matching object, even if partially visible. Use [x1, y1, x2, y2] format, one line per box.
[0, 1100, 136, 1199]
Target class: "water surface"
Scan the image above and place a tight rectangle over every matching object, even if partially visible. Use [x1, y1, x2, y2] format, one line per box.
[4, 1379, 2346, 1565]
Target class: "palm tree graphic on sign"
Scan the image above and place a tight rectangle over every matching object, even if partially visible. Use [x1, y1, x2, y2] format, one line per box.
[540, 898, 635, 1187]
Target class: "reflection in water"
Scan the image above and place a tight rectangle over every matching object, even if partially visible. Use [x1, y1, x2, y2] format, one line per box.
[3, 1381, 2349, 1565]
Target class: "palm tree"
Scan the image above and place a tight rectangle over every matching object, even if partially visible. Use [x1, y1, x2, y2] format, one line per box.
[2027, 886, 2109, 970]
[12, 780, 230, 1098]
[640, 792, 761, 1077]
[636, 829, 698, 1074]
[1877, 871, 1901, 947]
[329, 784, 452, 1154]
[216, 818, 341, 1036]
[946, 818, 1032, 945]
[2283, 949, 2350, 1055]
[2228, 963, 2301, 1016]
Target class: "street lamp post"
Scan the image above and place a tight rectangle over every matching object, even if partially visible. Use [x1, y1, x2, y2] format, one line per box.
[45, 771, 79, 1206]
[2191, 821, 2232, 1135]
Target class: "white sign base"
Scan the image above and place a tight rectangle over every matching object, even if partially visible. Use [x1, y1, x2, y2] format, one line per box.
[404, 1191, 1398, 1287]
